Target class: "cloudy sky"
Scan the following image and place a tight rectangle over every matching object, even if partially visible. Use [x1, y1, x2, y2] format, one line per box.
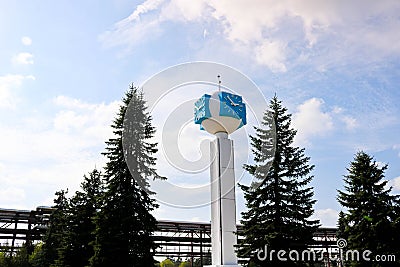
[1, 0, 399, 227]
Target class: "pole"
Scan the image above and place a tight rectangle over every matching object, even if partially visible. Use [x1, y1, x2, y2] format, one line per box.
[208, 132, 239, 267]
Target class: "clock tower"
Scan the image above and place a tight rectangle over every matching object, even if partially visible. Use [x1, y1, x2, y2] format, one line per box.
[194, 90, 246, 267]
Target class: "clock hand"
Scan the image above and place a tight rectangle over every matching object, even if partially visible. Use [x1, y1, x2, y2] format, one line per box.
[195, 103, 205, 110]
[226, 95, 240, 106]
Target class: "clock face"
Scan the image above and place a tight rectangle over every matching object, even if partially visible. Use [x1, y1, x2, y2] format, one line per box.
[194, 107, 205, 122]
[224, 94, 240, 105]
[194, 94, 211, 124]
[194, 92, 246, 133]
[219, 92, 246, 124]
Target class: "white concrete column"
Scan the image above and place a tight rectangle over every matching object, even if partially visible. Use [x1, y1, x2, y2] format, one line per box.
[207, 132, 239, 267]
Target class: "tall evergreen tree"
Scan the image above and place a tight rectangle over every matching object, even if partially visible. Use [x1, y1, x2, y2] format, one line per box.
[90, 86, 164, 267]
[337, 151, 400, 266]
[37, 190, 69, 267]
[336, 211, 346, 242]
[56, 169, 104, 267]
[237, 96, 320, 266]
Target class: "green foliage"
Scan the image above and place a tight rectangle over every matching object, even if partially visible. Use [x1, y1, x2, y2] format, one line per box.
[29, 242, 43, 267]
[192, 257, 210, 267]
[24, 170, 103, 267]
[160, 258, 174, 267]
[0, 87, 165, 266]
[90, 86, 164, 266]
[0, 243, 42, 267]
[337, 151, 400, 266]
[0, 249, 12, 267]
[11, 245, 30, 267]
[178, 261, 191, 267]
[56, 169, 104, 267]
[201, 253, 212, 266]
[37, 190, 69, 267]
[238, 96, 320, 266]
[159, 258, 192, 267]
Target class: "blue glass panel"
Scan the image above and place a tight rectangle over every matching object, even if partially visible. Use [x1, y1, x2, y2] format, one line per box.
[194, 94, 211, 125]
[218, 92, 246, 126]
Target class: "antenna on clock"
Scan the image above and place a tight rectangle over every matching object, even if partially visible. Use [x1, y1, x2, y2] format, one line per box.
[217, 75, 221, 92]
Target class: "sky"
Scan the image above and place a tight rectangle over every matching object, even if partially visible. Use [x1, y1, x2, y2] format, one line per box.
[0, 0, 400, 227]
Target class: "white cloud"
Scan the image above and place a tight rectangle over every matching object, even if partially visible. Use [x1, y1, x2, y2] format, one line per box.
[99, 0, 164, 49]
[54, 95, 106, 110]
[388, 176, 400, 192]
[331, 106, 359, 130]
[0, 96, 120, 208]
[99, 17, 161, 50]
[128, 0, 165, 21]
[216, 0, 400, 63]
[393, 145, 400, 158]
[0, 74, 35, 108]
[100, 0, 400, 72]
[159, 0, 207, 21]
[292, 98, 333, 146]
[203, 29, 208, 39]
[292, 99, 360, 145]
[210, 0, 287, 43]
[21, 36, 32, 46]
[52, 95, 121, 144]
[332, 106, 343, 114]
[0, 187, 26, 204]
[375, 161, 387, 169]
[255, 40, 287, 72]
[312, 208, 339, 227]
[341, 115, 358, 130]
[0, 97, 119, 164]
[12, 52, 34, 65]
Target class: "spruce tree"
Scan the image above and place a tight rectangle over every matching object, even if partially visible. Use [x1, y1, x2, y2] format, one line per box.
[56, 169, 103, 267]
[238, 96, 320, 266]
[336, 211, 346, 242]
[38, 190, 69, 267]
[337, 151, 400, 266]
[90, 86, 164, 266]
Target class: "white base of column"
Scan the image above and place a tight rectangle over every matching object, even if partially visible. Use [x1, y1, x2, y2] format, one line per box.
[204, 265, 241, 267]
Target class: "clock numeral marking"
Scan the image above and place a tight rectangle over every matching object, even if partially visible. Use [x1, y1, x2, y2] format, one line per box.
[226, 95, 240, 107]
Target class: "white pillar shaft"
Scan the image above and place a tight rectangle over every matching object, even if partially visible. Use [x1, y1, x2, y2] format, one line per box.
[209, 132, 238, 266]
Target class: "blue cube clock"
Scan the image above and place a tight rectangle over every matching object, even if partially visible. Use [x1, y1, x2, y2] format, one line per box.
[194, 91, 246, 135]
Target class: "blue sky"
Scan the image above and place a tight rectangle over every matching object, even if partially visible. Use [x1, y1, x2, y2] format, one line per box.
[1, 0, 399, 227]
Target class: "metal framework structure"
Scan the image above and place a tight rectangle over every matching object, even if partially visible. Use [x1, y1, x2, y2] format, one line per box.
[0, 206, 52, 253]
[155, 220, 212, 265]
[0, 207, 338, 265]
